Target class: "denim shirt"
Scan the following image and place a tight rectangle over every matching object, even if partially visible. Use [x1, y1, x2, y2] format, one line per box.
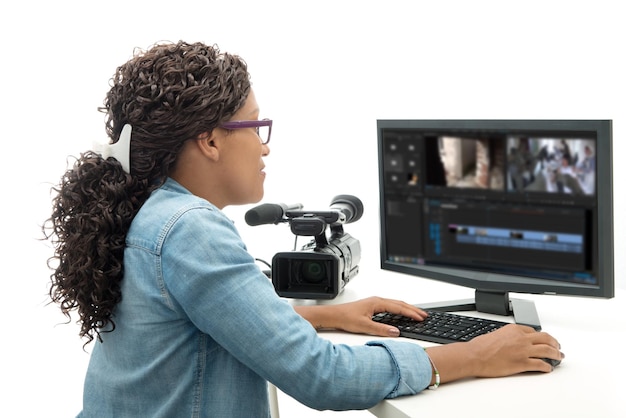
[78, 178, 432, 417]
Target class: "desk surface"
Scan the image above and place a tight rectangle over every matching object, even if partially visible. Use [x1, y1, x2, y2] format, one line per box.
[290, 269, 625, 418]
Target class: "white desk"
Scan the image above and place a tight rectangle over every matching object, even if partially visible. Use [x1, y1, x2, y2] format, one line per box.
[289, 270, 625, 418]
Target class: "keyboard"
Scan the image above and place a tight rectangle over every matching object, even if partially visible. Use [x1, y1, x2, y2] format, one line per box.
[372, 310, 510, 344]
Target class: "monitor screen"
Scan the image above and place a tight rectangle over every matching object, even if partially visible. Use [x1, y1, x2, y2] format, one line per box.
[377, 119, 614, 322]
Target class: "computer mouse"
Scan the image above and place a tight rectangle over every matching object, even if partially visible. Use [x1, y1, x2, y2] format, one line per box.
[542, 357, 561, 368]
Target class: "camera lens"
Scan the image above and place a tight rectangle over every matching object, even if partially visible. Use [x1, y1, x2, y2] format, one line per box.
[301, 260, 327, 283]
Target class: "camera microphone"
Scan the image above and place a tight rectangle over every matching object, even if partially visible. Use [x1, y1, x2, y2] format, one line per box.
[329, 194, 364, 224]
[245, 202, 304, 226]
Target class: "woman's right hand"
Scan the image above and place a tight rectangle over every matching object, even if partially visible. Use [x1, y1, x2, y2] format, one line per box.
[466, 324, 564, 376]
[425, 324, 564, 384]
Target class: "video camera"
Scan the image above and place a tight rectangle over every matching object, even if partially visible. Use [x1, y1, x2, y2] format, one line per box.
[245, 195, 363, 299]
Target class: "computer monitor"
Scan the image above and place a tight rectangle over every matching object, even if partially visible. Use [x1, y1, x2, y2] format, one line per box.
[377, 119, 614, 329]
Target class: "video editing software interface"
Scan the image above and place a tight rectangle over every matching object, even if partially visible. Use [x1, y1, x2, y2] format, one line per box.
[380, 124, 599, 287]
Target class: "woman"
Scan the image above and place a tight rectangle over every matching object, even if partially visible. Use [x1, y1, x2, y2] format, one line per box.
[44, 41, 563, 417]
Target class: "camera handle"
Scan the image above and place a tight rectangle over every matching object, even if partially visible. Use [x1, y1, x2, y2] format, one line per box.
[290, 215, 346, 250]
[312, 224, 344, 247]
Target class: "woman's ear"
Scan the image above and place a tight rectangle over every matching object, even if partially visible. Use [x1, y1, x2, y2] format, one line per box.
[195, 131, 220, 161]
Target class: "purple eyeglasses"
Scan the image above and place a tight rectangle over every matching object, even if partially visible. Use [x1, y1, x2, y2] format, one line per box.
[220, 118, 273, 144]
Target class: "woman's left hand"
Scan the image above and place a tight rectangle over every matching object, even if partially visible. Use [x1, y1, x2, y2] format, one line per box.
[296, 296, 427, 337]
[332, 296, 427, 337]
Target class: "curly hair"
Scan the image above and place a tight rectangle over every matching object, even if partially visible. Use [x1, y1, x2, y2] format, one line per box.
[43, 41, 251, 345]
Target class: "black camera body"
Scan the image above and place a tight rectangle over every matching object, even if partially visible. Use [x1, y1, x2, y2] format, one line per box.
[272, 223, 361, 299]
[248, 195, 362, 299]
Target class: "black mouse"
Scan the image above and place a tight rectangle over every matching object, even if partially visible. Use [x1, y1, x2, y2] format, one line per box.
[543, 358, 561, 368]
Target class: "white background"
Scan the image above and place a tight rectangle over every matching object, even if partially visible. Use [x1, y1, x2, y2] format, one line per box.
[1, 1, 623, 416]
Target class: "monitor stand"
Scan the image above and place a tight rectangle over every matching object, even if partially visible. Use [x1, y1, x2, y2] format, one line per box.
[416, 290, 542, 330]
